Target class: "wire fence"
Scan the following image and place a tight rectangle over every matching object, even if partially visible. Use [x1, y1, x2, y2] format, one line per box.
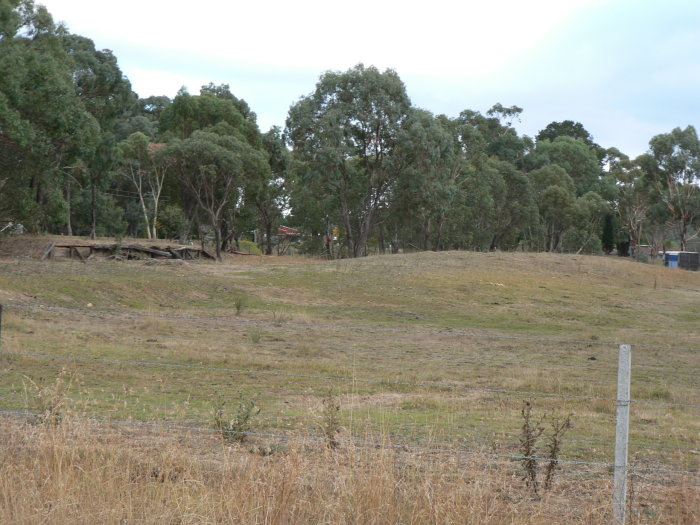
[0, 301, 698, 486]
[6, 302, 700, 352]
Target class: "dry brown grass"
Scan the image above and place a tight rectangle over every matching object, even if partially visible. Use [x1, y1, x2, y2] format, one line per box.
[2, 416, 696, 525]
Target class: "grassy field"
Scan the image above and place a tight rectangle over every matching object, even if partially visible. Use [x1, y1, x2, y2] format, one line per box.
[0, 235, 698, 523]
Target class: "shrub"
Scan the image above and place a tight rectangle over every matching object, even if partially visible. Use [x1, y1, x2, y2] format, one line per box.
[518, 400, 572, 497]
[212, 392, 261, 443]
[321, 392, 342, 449]
[238, 240, 262, 255]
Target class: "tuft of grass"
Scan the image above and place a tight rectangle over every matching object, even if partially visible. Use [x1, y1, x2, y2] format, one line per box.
[234, 295, 247, 315]
[213, 392, 261, 443]
[22, 368, 75, 425]
[249, 327, 263, 344]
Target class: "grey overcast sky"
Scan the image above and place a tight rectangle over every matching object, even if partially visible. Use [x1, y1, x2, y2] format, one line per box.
[38, 0, 700, 157]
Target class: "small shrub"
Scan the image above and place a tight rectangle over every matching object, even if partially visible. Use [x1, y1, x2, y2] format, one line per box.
[212, 392, 261, 443]
[234, 296, 247, 315]
[519, 400, 545, 495]
[633, 252, 650, 264]
[250, 442, 286, 456]
[249, 328, 263, 344]
[238, 239, 262, 255]
[321, 392, 342, 449]
[518, 400, 572, 497]
[270, 309, 289, 323]
[542, 413, 573, 491]
[649, 389, 671, 401]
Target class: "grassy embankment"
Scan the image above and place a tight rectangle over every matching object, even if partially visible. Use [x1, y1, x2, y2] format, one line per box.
[0, 235, 698, 523]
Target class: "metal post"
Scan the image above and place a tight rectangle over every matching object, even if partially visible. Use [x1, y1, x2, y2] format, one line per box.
[613, 344, 632, 524]
[0, 304, 3, 351]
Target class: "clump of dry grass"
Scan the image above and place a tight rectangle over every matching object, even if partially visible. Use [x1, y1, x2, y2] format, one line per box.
[1, 416, 697, 525]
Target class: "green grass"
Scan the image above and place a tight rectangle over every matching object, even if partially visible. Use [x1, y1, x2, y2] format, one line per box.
[0, 247, 698, 471]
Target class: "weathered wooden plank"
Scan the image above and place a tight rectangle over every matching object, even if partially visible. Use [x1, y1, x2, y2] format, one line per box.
[40, 242, 56, 261]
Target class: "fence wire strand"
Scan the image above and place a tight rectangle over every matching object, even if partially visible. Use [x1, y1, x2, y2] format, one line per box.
[5, 302, 700, 353]
[5, 349, 699, 408]
[1, 409, 698, 476]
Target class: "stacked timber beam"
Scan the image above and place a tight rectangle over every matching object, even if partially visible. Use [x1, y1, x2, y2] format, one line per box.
[41, 242, 215, 261]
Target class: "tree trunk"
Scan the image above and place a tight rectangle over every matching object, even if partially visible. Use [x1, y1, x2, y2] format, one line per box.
[214, 225, 222, 260]
[90, 175, 97, 240]
[265, 222, 273, 255]
[355, 210, 375, 258]
[340, 199, 355, 258]
[378, 223, 385, 254]
[679, 220, 688, 251]
[65, 180, 73, 236]
[433, 214, 446, 251]
[422, 217, 430, 251]
[139, 194, 152, 239]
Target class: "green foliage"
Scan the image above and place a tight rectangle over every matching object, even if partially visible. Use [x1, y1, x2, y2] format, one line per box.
[640, 125, 700, 250]
[601, 214, 616, 254]
[286, 64, 412, 258]
[233, 295, 247, 315]
[633, 252, 650, 263]
[0, 0, 695, 253]
[157, 205, 188, 240]
[212, 392, 261, 443]
[530, 136, 602, 196]
[237, 239, 261, 255]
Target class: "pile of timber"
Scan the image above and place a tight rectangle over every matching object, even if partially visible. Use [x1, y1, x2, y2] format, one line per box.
[41, 242, 215, 261]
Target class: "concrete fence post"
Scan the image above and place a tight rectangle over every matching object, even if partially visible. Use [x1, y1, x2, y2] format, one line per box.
[613, 344, 632, 524]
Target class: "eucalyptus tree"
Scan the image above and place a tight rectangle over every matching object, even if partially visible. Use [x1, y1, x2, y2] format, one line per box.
[0, 0, 99, 231]
[456, 104, 531, 167]
[250, 127, 288, 254]
[528, 165, 577, 251]
[605, 148, 653, 255]
[443, 106, 535, 251]
[286, 64, 412, 257]
[529, 136, 602, 197]
[485, 159, 538, 250]
[60, 32, 133, 237]
[158, 85, 269, 255]
[162, 131, 268, 259]
[160, 85, 260, 145]
[385, 109, 459, 251]
[118, 131, 167, 239]
[566, 191, 610, 254]
[639, 126, 700, 251]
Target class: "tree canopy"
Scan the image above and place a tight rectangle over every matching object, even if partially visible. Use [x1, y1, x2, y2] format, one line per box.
[1, 1, 698, 259]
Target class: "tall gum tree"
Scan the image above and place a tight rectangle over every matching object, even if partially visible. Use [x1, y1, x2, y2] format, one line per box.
[158, 85, 268, 256]
[162, 131, 268, 259]
[639, 126, 700, 251]
[0, 0, 99, 231]
[286, 64, 412, 257]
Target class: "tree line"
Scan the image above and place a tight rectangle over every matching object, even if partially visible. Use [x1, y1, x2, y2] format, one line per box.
[1, 1, 698, 259]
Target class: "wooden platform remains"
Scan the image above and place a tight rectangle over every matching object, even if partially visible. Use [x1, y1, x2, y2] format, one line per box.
[41, 242, 215, 261]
